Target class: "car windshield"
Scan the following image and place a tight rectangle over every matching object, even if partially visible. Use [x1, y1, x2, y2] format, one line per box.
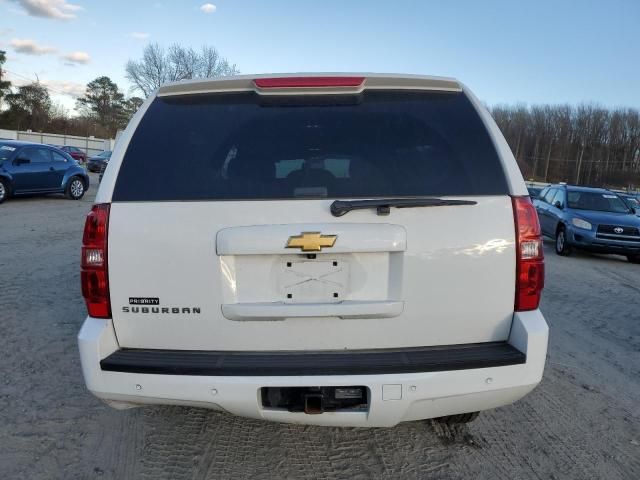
[98, 151, 111, 158]
[0, 143, 17, 161]
[567, 191, 630, 213]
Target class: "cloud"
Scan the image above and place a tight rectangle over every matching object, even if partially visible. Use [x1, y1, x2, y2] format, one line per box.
[0, 28, 15, 36]
[61, 51, 90, 64]
[10, 38, 57, 55]
[41, 79, 85, 98]
[11, 0, 82, 20]
[200, 3, 216, 13]
[127, 32, 150, 40]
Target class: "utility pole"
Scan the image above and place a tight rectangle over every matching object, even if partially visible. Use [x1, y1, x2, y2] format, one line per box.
[543, 142, 553, 183]
[575, 146, 585, 185]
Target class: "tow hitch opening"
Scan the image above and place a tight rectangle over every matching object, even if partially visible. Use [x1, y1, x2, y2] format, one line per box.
[261, 386, 369, 414]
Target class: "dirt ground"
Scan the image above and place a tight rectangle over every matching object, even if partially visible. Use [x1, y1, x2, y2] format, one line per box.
[1, 175, 639, 479]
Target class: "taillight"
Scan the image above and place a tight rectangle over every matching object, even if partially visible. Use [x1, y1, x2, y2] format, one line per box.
[81, 204, 111, 318]
[512, 196, 545, 311]
[254, 76, 365, 89]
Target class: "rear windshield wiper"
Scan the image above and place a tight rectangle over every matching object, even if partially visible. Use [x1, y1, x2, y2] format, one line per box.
[330, 198, 477, 217]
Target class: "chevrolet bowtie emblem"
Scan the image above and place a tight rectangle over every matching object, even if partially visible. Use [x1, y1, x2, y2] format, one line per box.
[286, 232, 337, 252]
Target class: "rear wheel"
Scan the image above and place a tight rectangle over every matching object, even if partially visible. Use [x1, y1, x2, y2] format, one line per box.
[0, 178, 8, 203]
[434, 412, 480, 425]
[65, 177, 85, 200]
[627, 255, 640, 264]
[555, 227, 572, 256]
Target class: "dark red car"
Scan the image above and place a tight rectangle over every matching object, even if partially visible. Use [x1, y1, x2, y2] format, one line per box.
[59, 146, 87, 163]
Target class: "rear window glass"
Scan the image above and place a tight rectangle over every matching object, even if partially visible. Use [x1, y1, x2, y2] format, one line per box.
[113, 91, 508, 201]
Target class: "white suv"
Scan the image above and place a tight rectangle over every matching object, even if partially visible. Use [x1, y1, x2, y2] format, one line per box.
[78, 73, 548, 427]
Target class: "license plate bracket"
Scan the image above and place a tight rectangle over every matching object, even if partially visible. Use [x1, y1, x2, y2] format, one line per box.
[279, 259, 349, 304]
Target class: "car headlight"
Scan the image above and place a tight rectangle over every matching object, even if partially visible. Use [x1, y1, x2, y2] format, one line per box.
[571, 218, 592, 230]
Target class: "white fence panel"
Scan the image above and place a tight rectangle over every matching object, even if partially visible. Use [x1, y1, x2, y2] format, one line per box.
[0, 129, 19, 140]
[0, 129, 113, 157]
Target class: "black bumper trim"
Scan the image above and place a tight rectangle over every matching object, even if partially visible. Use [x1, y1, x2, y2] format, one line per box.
[100, 342, 526, 376]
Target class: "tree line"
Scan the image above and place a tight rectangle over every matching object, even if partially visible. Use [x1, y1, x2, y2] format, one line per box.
[491, 104, 640, 189]
[0, 43, 237, 139]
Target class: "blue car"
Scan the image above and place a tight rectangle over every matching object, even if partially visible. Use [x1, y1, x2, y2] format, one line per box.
[0, 140, 90, 204]
[533, 184, 640, 263]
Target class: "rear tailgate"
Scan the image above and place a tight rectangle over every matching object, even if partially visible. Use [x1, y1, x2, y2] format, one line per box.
[105, 76, 517, 351]
[108, 198, 515, 350]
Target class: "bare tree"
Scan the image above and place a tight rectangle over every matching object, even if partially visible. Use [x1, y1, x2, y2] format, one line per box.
[199, 45, 237, 78]
[125, 43, 239, 96]
[124, 44, 167, 97]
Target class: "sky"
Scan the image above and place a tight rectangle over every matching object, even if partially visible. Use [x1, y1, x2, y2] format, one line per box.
[1, 0, 639, 113]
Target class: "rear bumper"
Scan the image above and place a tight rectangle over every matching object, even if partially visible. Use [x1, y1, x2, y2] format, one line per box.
[78, 310, 548, 427]
[100, 342, 526, 376]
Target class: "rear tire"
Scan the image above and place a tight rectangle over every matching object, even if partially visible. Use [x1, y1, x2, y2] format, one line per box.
[555, 227, 572, 256]
[0, 178, 9, 204]
[65, 177, 85, 200]
[627, 255, 640, 264]
[434, 412, 480, 425]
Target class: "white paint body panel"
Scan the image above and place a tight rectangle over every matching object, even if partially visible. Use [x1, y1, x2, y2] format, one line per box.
[107, 197, 516, 350]
[78, 310, 548, 427]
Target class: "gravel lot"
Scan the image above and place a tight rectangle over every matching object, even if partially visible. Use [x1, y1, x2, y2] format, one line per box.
[1, 176, 639, 479]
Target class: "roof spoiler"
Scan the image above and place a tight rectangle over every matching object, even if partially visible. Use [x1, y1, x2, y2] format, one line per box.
[157, 73, 462, 97]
